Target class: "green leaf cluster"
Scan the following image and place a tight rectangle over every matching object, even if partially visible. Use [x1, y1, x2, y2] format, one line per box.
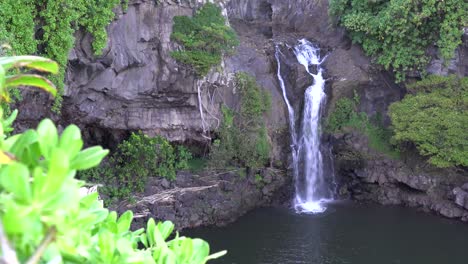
[389, 75, 468, 167]
[326, 93, 400, 159]
[80, 132, 192, 202]
[0, 0, 123, 111]
[171, 3, 239, 76]
[0, 55, 225, 263]
[329, 0, 467, 81]
[0, 118, 223, 263]
[209, 72, 271, 170]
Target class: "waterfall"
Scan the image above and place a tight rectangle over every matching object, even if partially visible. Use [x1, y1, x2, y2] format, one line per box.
[275, 46, 299, 195]
[276, 39, 333, 214]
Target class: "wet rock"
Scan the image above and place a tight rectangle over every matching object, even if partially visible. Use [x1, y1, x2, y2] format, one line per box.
[453, 186, 468, 210]
[333, 130, 468, 222]
[427, 27, 468, 77]
[117, 169, 287, 230]
[161, 178, 171, 189]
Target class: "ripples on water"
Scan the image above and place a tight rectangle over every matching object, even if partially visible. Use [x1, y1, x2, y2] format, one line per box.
[186, 202, 468, 264]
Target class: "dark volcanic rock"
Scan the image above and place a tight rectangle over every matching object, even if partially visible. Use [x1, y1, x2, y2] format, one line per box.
[63, 0, 230, 143]
[333, 131, 468, 221]
[427, 27, 468, 77]
[116, 169, 287, 230]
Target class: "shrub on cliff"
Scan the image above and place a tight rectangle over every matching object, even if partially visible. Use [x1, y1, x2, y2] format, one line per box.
[0, 0, 124, 112]
[389, 75, 468, 168]
[210, 72, 271, 170]
[80, 132, 192, 202]
[171, 3, 239, 76]
[0, 55, 224, 263]
[329, 0, 467, 81]
[326, 92, 399, 159]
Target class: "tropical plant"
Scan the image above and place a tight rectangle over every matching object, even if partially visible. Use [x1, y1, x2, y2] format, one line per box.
[79, 132, 193, 202]
[171, 3, 239, 76]
[326, 93, 399, 159]
[210, 73, 271, 170]
[389, 75, 468, 167]
[329, 0, 467, 81]
[0, 55, 225, 263]
[0, 0, 124, 111]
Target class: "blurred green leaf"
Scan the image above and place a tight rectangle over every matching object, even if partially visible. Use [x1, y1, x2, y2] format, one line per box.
[5, 74, 57, 96]
[0, 56, 59, 73]
[117, 211, 133, 233]
[0, 162, 32, 203]
[43, 149, 70, 195]
[37, 119, 58, 159]
[59, 125, 83, 158]
[9, 129, 37, 157]
[70, 146, 108, 170]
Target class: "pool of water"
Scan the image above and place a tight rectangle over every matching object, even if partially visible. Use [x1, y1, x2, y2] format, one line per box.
[186, 202, 468, 264]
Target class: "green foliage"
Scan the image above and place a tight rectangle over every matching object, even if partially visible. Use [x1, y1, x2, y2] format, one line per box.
[325, 97, 356, 133]
[329, 0, 467, 81]
[0, 0, 123, 111]
[0, 118, 224, 264]
[80, 132, 192, 202]
[326, 93, 399, 159]
[0, 56, 59, 96]
[171, 3, 239, 76]
[0, 55, 225, 263]
[175, 145, 193, 170]
[254, 174, 264, 188]
[209, 73, 271, 170]
[389, 75, 468, 167]
[187, 157, 208, 173]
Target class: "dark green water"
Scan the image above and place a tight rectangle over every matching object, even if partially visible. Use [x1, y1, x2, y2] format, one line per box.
[186, 202, 468, 264]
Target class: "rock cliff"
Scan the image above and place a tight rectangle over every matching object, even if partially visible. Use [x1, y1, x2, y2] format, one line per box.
[118, 168, 288, 230]
[330, 29, 468, 221]
[12, 0, 468, 225]
[333, 131, 468, 221]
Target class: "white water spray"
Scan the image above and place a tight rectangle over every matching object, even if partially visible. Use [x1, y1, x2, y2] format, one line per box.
[276, 39, 333, 214]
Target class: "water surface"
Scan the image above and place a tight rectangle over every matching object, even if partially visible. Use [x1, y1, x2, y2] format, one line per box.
[186, 202, 468, 264]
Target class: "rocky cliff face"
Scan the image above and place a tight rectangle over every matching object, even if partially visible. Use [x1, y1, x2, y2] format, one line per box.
[330, 29, 468, 222]
[15, 0, 400, 156]
[333, 131, 468, 221]
[118, 168, 288, 230]
[12, 0, 468, 224]
[64, 0, 231, 145]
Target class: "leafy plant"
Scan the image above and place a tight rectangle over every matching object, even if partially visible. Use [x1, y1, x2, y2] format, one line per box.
[0, 55, 225, 263]
[329, 0, 467, 81]
[209, 73, 271, 170]
[176, 145, 193, 170]
[187, 158, 208, 173]
[0, 0, 124, 111]
[326, 94, 399, 159]
[171, 3, 239, 76]
[254, 174, 264, 188]
[389, 75, 468, 167]
[80, 132, 193, 202]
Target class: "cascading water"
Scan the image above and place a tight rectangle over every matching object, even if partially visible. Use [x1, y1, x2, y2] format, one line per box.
[276, 39, 333, 214]
[275, 46, 299, 192]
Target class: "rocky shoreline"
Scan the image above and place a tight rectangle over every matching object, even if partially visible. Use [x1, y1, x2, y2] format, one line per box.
[113, 168, 291, 230]
[332, 131, 468, 222]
